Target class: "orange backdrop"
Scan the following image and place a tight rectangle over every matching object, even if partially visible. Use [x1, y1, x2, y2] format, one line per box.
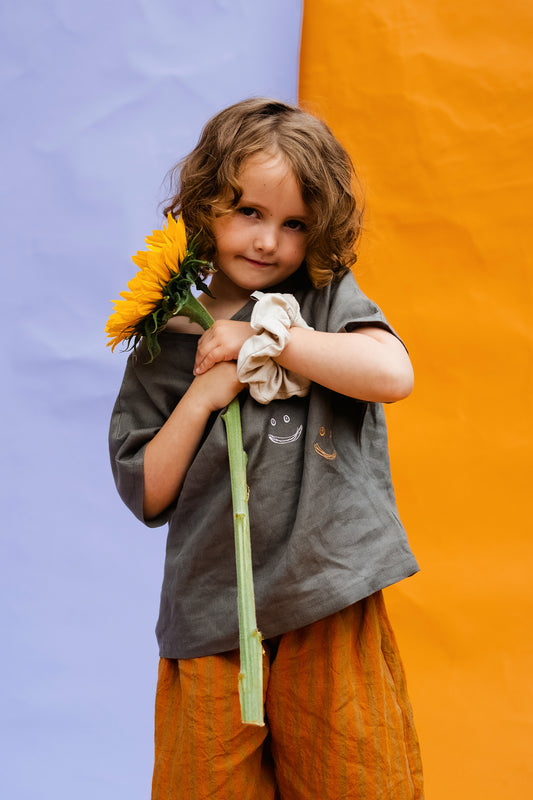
[299, 2, 533, 797]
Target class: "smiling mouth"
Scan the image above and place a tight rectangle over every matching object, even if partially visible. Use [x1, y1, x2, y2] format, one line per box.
[268, 425, 303, 445]
[244, 257, 275, 267]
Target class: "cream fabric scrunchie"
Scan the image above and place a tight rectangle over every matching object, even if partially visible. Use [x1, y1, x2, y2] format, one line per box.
[236, 291, 314, 404]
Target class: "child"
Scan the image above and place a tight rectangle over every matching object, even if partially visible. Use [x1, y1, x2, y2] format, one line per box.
[109, 98, 424, 799]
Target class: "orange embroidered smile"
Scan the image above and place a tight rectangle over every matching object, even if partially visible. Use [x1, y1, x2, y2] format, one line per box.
[313, 426, 337, 460]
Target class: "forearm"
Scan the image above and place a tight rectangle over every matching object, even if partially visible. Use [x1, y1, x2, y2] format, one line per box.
[143, 361, 244, 519]
[275, 327, 414, 403]
[143, 390, 211, 520]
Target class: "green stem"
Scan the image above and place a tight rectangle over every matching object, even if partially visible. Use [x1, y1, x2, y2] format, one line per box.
[177, 297, 264, 726]
[222, 399, 264, 726]
[178, 293, 215, 330]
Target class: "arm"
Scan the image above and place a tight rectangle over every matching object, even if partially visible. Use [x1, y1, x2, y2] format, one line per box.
[194, 320, 413, 404]
[143, 361, 244, 519]
[275, 326, 414, 403]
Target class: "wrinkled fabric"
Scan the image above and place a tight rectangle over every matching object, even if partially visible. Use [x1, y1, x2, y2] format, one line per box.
[109, 268, 419, 659]
[151, 593, 424, 800]
[237, 291, 314, 403]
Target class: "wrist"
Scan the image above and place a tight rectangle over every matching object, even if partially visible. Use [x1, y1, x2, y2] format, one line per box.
[272, 325, 307, 366]
[182, 382, 217, 419]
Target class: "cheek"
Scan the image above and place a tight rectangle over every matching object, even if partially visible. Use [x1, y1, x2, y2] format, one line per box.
[214, 230, 239, 258]
[212, 216, 243, 247]
[288, 239, 308, 266]
[280, 232, 306, 261]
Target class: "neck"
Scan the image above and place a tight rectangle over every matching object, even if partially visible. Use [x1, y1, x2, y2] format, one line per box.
[200, 272, 252, 320]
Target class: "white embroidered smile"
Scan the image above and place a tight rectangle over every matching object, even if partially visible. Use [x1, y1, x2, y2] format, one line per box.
[268, 424, 303, 445]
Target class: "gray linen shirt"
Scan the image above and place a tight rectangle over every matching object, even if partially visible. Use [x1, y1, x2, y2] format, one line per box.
[109, 269, 419, 658]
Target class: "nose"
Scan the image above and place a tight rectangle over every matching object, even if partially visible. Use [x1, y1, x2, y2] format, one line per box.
[254, 223, 277, 254]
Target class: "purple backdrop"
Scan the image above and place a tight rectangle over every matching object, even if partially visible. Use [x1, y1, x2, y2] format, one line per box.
[1, 2, 302, 797]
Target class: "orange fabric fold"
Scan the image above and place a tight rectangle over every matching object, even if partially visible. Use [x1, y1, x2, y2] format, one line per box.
[151, 593, 423, 800]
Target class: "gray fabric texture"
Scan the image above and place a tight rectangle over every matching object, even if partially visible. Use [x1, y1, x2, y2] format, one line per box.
[109, 268, 419, 658]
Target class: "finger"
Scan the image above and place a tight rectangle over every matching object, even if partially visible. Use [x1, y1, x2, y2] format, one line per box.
[194, 333, 215, 372]
[195, 329, 212, 357]
[194, 340, 217, 373]
[194, 345, 224, 375]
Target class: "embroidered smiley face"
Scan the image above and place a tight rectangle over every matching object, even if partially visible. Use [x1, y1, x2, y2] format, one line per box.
[313, 426, 337, 460]
[268, 414, 303, 445]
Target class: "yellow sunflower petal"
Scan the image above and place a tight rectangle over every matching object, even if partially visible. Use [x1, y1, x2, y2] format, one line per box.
[145, 214, 187, 262]
[106, 214, 191, 348]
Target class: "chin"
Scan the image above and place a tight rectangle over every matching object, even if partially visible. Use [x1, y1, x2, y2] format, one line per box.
[239, 277, 274, 292]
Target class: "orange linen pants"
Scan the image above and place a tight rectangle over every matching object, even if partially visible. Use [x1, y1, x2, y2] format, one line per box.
[151, 592, 424, 800]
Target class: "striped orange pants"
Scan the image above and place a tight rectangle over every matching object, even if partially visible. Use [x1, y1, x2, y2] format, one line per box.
[151, 592, 424, 799]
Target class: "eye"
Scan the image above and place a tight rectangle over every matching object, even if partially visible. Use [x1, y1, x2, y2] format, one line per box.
[285, 219, 306, 232]
[270, 418, 276, 426]
[283, 415, 290, 423]
[238, 206, 258, 218]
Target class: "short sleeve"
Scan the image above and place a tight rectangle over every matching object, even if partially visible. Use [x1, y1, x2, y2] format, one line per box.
[109, 356, 170, 527]
[108, 334, 198, 527]
[298, 270, 403, 343]
[325, 271, 400, 336]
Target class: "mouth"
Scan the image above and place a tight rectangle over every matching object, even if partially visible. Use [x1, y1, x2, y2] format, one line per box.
[243, 256, 275, 267]
[268, 424, 303, 445]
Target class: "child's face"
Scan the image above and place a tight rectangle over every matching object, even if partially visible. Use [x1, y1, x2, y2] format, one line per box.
[211, 153, 311, 297]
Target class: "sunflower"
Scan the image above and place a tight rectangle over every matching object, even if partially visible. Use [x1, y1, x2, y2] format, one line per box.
[105, 214, 214, 359]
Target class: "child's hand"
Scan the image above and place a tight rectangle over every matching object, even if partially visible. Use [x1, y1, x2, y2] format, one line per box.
[188, 360, 245, 413]
[194, 320, 254, 375]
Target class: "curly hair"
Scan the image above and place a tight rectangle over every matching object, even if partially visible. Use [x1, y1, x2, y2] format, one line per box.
[162, 98, 363, 289]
